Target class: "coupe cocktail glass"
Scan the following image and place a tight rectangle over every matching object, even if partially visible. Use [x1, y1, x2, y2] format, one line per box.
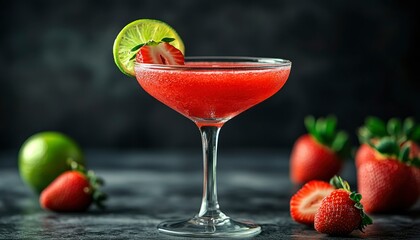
[135, 57, 291, 238]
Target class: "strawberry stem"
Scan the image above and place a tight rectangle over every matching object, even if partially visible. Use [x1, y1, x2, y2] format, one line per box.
[329, 175, 350, 191]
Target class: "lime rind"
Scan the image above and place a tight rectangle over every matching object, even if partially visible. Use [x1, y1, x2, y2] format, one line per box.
[113, 19, 185, 77]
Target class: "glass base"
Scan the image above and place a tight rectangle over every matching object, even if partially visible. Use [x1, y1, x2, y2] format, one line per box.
[157, 215, 261, 238]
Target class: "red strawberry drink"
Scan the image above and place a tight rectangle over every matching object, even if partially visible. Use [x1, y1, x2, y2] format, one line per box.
[135, 58, 291, 127]
[113, 17, 292, 238]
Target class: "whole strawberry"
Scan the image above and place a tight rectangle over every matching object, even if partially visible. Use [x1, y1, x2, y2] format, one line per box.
[357, 137, 419, 213]
[40, 161, 106, 212]
[314, 176, 372, 236]
[290, 116, 350, 184]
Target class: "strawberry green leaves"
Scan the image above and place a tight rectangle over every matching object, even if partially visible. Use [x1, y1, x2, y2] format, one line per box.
[161, 37, 176, 43]
[130, 37, 175, 52]
[350, 192, 362, 202]
[359, 117, 420, 144]
[374, 137, 400, 156]
[350, 191, 373, 232]
[403, 118, 420, 143]
[305, 116, 350, 158]
[365, 117, 387, 137]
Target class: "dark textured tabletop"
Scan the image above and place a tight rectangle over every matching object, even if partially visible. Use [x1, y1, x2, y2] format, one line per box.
[0, 150, 419, 239]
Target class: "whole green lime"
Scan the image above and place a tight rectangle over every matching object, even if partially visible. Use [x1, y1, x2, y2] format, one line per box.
[18, 132, 84, 193]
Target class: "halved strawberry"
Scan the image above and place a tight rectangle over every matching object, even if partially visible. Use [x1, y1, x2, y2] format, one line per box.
[290, 180, 335, 225]
[136, 40, 184, 65]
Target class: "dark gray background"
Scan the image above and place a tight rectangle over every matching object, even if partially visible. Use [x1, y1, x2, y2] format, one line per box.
[1, 0, 419, 150]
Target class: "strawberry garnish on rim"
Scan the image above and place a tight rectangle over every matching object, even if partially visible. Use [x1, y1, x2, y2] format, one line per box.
[130, 37, 184, 65]
[290, 180, 334, 225]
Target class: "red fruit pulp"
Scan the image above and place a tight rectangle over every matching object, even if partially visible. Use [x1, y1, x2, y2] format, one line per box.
[136, 42, 184, 65]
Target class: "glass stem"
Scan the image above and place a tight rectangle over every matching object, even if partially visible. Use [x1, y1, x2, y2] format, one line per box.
[197, 125, 225, 219]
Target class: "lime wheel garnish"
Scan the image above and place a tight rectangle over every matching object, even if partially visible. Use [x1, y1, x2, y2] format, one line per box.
[113, 19, 185, 77]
